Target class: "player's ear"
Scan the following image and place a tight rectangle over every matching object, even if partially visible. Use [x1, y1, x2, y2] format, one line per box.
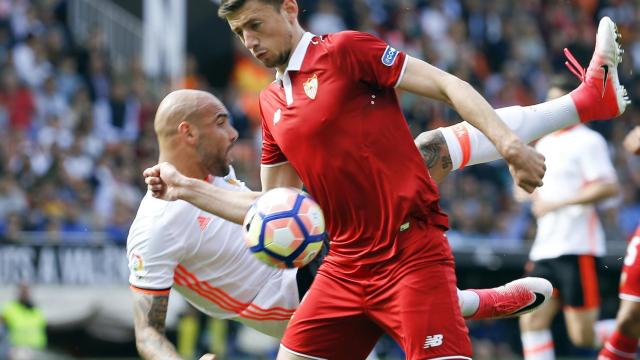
[177, 121, 198, 144]
[281, 0, 298, 22]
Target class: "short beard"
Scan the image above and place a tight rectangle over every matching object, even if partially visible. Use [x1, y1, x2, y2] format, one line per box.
[264, 30, 293, 68]
[205, 158, 229, 178]
[197, 145, 230, 178]
[264, 49, 292, 68]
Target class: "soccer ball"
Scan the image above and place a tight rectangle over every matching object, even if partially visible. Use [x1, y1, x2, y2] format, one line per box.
[243, 187, 326, 268]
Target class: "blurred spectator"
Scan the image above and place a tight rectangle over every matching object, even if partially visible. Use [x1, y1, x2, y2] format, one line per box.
[308, 0, 346, 35]
[13, 32, 52, 89]
[0, 176, 27, 220]
[0, 68, 35, 132]
[0, 283, 47, 353]
[56, 56, 82, 102]
[93, 80, 140, 144]
[35, 76, 68, 125]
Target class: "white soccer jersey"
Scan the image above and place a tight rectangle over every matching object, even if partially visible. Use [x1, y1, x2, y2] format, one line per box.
[127, 167, 299, 337]
[529, 125, 617, 261]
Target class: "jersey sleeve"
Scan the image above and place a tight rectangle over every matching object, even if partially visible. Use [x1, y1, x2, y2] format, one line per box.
[259, 97, 288, 166]
[328, 31, 408, 88]
[127, 210, 185, 294]
[579, 134, 617, 183]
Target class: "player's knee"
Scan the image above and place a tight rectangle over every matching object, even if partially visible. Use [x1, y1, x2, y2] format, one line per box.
[519, 312, 550, 331]
[568, 329, 595, 348]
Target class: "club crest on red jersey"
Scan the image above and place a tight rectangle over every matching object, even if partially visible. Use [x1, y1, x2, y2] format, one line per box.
[303, 74, 318, 100]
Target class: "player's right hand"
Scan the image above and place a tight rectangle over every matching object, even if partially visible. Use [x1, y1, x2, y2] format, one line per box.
[143, 162, 186, 201]
[502, 139, 546, 193]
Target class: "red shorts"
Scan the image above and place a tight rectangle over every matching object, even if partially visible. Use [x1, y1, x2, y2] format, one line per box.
[620, 226, 640, 302]
[281, 221, 471, 360]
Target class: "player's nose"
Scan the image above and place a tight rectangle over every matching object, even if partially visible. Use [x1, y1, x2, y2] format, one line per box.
[244, 32, 259, 50]
[228, 126, 239, 143]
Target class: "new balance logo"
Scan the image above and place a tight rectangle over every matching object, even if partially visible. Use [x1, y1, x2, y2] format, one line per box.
[424, 334, 444, 349]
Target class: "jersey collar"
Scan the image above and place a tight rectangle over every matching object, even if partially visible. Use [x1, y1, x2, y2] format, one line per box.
[276, 32, 315, 82]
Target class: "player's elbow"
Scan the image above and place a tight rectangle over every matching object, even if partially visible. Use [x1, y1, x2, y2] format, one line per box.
[442, 76, 472, 107]
[602, 180, 620, 199]
[134, 328, 156, 359]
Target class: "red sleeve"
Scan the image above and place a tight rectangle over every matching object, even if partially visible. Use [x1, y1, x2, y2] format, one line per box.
[328, 31, 407, 88]
[259, 97, 288, 166]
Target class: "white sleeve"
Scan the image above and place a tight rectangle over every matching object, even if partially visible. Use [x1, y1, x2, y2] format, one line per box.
[127, 208, 185, 292]
[579, 134, 617, 183]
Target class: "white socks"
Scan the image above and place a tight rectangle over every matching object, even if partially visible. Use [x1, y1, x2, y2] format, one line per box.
[519, 319, 615, 360]
[522, 330, 555, 360]
[457, 288, 480, 318]
[441, 95, 580, 170]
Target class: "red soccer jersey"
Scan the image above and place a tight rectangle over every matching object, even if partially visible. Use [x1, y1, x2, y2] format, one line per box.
[259, 31, 448, 265]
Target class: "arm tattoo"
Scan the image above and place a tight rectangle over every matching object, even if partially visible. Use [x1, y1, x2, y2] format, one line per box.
[132, 292, 181, 359]
[416, 130, 453, 171]
[147, 296, 168, 332]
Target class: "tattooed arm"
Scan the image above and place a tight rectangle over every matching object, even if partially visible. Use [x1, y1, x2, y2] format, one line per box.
[132, 290, 181, 360]
[414, 129, 453, 184]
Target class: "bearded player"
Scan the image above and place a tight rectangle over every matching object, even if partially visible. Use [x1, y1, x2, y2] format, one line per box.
[130, 89, 556, 360]
[146, 1, 628, 358]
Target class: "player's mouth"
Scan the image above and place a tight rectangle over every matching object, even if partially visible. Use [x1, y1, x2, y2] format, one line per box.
[226, 145, 234, 163]
[254, 50, 268, 60]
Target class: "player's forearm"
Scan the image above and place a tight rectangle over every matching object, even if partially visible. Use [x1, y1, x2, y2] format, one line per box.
[132, 292, 181, 360]
[558, 181, 619, 207]
[414, 129, 453, 183]
[136, 327, 182, 360]
[441, 78, 523, 158]
[178, 178, 260, 224]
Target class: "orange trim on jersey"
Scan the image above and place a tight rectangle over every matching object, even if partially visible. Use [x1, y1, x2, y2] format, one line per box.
[175, 264, 295, 314]
[578, 255, 600, 308]
[130, 285, 171, 296]
[523, 341, 554, 356]
[173, 264, 296, 321]
[175, 268, 295, 319]
[451, 123, 471, 169]
[173, 270, 259, 317]
[174, 273, 293, 321]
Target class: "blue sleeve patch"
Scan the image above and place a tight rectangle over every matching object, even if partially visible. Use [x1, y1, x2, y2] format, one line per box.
[381, 45, 399, 67]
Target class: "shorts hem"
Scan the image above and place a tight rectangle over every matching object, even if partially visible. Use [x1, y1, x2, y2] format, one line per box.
[563, 304, 600, 312]
[430, 356, 472, 360]
[280, 344, 328, 360]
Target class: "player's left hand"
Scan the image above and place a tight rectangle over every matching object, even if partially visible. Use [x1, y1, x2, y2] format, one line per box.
[502, 138, 546, 193]
[199, 354, 217, 360]
[531, 199, 562, 218]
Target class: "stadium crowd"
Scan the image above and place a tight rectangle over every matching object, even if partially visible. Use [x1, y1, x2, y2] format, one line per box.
[0, 0, 637, 249]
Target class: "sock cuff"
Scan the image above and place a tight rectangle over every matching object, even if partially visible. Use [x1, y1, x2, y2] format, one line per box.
[522, 329, 553, 343]
[522, 330, 554, 359]
[608, 330, 639, 351]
